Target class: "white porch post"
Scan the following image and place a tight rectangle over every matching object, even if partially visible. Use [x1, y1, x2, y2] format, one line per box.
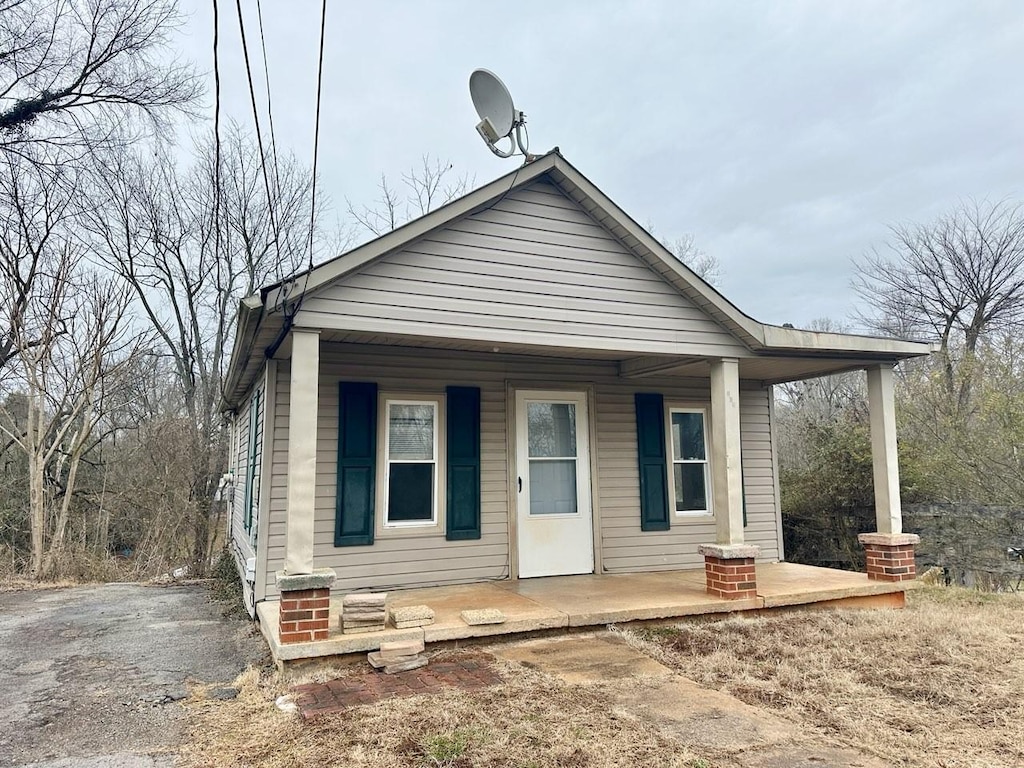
[284, 329, 320, 575]
[699, 357, 759, 600]
[866, 363, 902, 534]
[859, 363, 920, 582]
[710, 357, 744, 545]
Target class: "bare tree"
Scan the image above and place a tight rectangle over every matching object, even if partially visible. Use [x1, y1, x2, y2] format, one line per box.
[0, 247, 141, 578]
[0, 0, 199, 164]
[662, 233, 721, 285]
[854, 200, 1024, 399]
[82, 127, 316, 573]
[347, 155, 471, 237]
[0, 151, 78, 372]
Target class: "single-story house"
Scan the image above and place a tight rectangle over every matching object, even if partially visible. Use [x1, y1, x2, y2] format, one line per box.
[222, 150, 930, 644]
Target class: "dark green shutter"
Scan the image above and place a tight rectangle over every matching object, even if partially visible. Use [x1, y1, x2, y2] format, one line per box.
[635, 393, 671, 531]
[446, 386, 481, 540]
[244, 389, 261, 533]
[740, 444, 748, 527]
[335, 382, 377, 547]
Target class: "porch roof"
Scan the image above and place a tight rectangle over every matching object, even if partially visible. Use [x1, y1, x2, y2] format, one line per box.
[222, 151, 933, 409]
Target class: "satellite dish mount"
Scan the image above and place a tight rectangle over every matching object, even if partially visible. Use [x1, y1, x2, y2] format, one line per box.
[470, 69, 532, 160]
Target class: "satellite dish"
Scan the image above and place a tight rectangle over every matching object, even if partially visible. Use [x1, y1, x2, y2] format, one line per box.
[470, 69, 515, 139]
[469, 68, 531, 159]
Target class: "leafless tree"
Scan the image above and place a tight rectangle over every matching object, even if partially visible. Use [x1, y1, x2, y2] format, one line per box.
[0, 151, 79, 373]
[82, 127, 316, 573]
[662, 233, 721, 285]
[347, 155, 471, 237]
[0, 245, 141, 578]
[0, 0, 199, 165]
[854, 200, 1024, 399]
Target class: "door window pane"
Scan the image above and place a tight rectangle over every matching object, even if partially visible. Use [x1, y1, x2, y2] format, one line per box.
[674, 463, 708, 512]
[389, 403, 434, 460]
[528, 402, 577, 457]
[671, 411, 706, 461]
[529, 459, 577, 515]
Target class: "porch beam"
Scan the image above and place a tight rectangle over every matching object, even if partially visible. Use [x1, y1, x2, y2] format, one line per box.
[866, 363, 902, 535]
[284, 329, 320, 574]
[618, 355, 696, 378]
[710, 358, 744, 545]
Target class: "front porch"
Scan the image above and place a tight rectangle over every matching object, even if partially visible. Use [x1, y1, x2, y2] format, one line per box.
[258, 562, 914, 664]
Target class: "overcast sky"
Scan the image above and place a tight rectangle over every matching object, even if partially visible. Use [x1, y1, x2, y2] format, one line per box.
[175, 1, 1023, 329]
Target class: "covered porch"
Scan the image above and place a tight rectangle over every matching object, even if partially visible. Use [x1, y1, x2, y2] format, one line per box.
[259, 562, 914, 664]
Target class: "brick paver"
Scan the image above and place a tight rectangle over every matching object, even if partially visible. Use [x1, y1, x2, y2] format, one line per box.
[292, 652, 502, 719]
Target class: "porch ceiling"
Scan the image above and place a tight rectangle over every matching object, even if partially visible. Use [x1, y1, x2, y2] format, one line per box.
[312, 330, 908, 385]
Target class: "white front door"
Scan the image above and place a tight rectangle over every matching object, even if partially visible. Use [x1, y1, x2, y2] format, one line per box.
[514, 390, 594, 578]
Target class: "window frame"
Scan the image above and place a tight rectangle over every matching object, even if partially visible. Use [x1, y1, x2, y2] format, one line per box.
[243, 388, 262, 540]
[376, 393, 446, 536]
[665, 405, 713, 517]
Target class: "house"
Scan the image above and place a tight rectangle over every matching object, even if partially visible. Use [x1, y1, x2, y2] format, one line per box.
[221, 151, 929, 647]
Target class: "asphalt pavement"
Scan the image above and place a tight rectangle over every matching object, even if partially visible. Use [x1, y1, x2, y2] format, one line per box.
[0, 583, 265, 767]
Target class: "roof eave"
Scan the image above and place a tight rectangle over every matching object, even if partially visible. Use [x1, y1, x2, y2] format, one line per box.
[220, 294, 265, 412]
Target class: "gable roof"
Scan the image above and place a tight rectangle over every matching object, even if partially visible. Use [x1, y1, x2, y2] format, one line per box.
[222, 150, 932, 408]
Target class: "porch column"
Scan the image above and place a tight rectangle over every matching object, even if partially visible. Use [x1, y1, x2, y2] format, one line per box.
[858, 363, 919, 581]
[699, 358, 759, 599]
[276, 329, 335, 644]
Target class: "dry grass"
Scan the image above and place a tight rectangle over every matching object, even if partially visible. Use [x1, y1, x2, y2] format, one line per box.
[631, 587, 1024, 768]
[180, 652, 707, 768]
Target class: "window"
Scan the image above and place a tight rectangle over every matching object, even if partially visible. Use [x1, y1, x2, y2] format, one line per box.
[668, 408, 710, 514]
[243, 389, 262, 536]
[383, 399, 440, 527]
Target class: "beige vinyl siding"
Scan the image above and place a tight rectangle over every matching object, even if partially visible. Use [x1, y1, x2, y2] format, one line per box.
[263, 344, 780, 596]
[295, 180, 749, 358]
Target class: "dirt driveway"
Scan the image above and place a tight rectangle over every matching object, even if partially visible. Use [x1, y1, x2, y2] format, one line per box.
[0, 583, 265, 768]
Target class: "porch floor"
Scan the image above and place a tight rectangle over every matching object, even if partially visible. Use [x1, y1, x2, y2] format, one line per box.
[257, 562, 914, 663]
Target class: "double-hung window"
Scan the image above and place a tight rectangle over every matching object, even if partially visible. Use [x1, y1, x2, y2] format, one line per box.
[668, 408, 711, 514]
[383, 398, 440, 528]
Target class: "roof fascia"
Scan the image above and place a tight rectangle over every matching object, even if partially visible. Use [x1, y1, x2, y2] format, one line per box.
[220, 294, 265, 412]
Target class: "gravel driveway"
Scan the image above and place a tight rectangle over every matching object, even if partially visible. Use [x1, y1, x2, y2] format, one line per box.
[0, 583, 265, 767]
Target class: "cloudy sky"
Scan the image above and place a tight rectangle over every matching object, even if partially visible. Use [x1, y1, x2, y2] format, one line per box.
[175, 1, 1023, 329]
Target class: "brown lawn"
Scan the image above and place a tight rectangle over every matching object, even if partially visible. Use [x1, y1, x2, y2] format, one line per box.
[633, 587, 1024, 768]
[181, 587, 1024, 768]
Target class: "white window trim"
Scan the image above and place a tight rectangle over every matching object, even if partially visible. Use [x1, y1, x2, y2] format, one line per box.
[375, 393, 446, 537]
[665, 405, 713, 518]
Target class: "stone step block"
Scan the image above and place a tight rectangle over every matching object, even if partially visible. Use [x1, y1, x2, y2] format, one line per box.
[379, 638, 425, 660]
[460, 608, 506, 625]
[390, 604, 435, 628]
[343, 592, 388, 607]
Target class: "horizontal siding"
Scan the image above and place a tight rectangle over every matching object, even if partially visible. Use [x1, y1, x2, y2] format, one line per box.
[296, 179, 748, 358]
[230, 380, 264, 564]
[263, 344, 781, 596]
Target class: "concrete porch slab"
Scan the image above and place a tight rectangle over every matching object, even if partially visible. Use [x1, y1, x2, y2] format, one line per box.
[756, 562, 915, 608]
[495, 570, 761, 625]
[388, 583, 568, 642]
[257, 562, 916, 665]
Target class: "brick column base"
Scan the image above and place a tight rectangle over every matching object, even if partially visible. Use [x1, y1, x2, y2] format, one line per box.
[276, 569, 336, 644]
[858, 533, 920, 582]
[698, 544, 760, 599]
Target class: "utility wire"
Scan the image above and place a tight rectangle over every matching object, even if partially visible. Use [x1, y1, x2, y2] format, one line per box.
[255, 0, 283, 214]
[306, 0, 328, 275]
[234, 0, 284, 277]
[212, 0, 222, 269]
